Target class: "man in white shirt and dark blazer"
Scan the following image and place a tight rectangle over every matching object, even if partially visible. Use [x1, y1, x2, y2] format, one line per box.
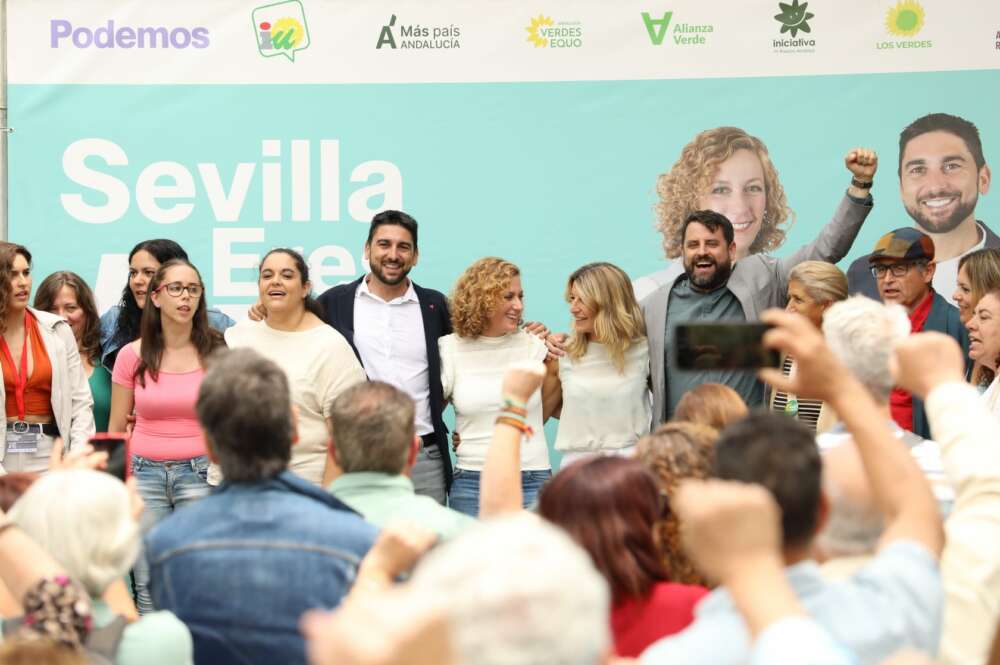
[316, 211, 453, 504]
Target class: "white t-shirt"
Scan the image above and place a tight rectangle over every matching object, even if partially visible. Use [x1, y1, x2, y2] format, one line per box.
[225, 320, 367, 484]
[933, 222, 988, 306]
[439, 330, 550, 471]
[981, 375, 1000, 420]
[554, 339, 651, 453]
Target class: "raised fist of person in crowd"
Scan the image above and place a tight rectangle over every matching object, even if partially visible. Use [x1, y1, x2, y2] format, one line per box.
[891, 332, 966, 401]
[845, 147, 878, 182]
[500, 363, 547, 405]
[673, 479, 782, 585]
[758, 309, 854, 404]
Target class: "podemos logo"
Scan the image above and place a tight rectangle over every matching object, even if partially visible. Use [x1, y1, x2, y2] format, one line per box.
[253, 0, 310, 62]
[49, 20, 209, 49]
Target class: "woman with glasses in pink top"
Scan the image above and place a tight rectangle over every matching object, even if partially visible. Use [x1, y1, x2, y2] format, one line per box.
[108, 259, 226, 614]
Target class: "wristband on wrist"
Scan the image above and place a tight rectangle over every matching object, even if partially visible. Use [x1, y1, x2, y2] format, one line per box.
[499, 404, 528, 418]
[495, 416, 534, 438]
[502, 396, 528, 411]
[850, 177, 873, 189]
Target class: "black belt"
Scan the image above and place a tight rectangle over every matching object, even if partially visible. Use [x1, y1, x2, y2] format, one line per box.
[6, 422, 59, 437]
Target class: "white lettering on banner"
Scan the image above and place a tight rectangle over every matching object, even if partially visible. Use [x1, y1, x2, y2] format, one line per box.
[135, 161, 195, 223]
[61, 139, 131, 224]
[308, 245, 357, 287]
[320, 140, 340, 221]
[262, 139, 281, 222]
[197, 162, 255, 222]
[214, 227, 266, 297]
[60, 139, 403, 224]
[292, 140, 310, 222]
[213, 228, 357, 298]
[349, 161, 403, 222]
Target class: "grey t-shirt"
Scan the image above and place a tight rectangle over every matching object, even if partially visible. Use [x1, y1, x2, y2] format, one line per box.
[663, 277, 764, 419]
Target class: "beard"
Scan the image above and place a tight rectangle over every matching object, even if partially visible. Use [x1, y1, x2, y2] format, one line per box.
[905, 189, 978, 235]
[369, 259, 412, 286]
[684, 254, 733, 291]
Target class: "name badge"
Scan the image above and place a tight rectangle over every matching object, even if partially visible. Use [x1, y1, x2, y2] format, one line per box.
[6, 431, 40, 454]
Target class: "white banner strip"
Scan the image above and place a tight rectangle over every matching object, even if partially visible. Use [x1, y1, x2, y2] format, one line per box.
[8, 0, 1000, 84]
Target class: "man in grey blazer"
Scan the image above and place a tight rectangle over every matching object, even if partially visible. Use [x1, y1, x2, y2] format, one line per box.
[642, 153, 876, 425]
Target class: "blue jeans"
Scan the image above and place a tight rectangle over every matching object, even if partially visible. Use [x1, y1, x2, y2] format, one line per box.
[448, 469, 551, 517]
[132, 454, 212, 614]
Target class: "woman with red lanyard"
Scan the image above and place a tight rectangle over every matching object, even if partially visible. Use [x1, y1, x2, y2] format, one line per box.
[108, 258, 225, 614]
[0, 243, 95, 473]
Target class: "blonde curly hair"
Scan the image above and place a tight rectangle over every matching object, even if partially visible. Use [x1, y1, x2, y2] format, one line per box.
[655, 126, 793, 259]
[634, 421, 719, 587]
[450, 257, 521, 338]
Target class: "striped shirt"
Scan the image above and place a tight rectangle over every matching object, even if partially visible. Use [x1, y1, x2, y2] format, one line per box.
[771, 356, 824, 430]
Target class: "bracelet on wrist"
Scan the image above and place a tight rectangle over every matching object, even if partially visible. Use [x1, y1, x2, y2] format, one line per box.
[850, 177, 873, 189]
[495, 416, 534, 438]
[502, 396, 528, 411]
[499, 404, 528, 418]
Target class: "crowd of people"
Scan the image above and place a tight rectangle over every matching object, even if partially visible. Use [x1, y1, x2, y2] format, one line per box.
[0, 110, 995, 665]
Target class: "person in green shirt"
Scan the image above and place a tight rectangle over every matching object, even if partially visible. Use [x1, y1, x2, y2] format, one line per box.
[328, 381, 474, 541]
[34, 272, 111, 432]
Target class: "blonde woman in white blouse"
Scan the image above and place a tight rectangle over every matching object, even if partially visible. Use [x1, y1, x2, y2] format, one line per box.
[440, 257, 553, 517]
[543, 262, 651, 466]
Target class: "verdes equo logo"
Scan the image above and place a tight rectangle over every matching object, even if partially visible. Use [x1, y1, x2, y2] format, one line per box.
[253, 0, 310, 62]
[50, 20, 209, 49]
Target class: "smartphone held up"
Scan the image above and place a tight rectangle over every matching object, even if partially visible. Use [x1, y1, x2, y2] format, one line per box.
[88, 433, 129, 481]
[674, 322, 780, 370]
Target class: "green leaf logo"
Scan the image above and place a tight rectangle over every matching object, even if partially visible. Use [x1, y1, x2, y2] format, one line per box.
[774, 0, 814, 38]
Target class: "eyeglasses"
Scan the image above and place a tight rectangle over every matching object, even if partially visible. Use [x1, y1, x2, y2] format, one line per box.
[870, 262, 926, 279]
[155, 282, 203, 298]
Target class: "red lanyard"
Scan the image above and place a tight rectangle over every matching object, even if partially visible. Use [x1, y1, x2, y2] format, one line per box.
[0, 312, 30, 421]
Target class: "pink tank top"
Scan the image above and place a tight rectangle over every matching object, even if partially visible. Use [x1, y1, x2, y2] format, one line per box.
[111, 344, 207, 461]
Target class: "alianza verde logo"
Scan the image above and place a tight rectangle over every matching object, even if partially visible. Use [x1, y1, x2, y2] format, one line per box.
[525, 15, 582, 48]
[641, 11, 712, 46]
[774, 0, 813, 37]
[877, 0, 931, 50]
[252, 0, 310, 62]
